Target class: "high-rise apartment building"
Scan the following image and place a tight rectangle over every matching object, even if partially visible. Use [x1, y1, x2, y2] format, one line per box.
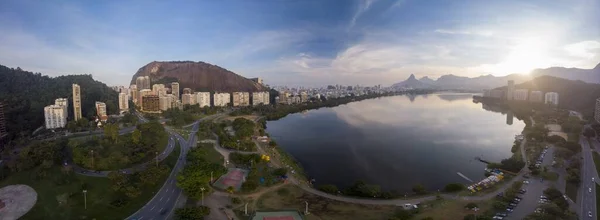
[232, 92, 250, 106]
[595, 98, 600, 124]
[138, 89, 153, 107]
[143, 76, 150, 90]
[95, 101, 107, 121]
[529, 91, 543, 103]
[183, 88, 192, 94]
[130, 84, 138, 104]
[182, 93, 194, 105]
[300, 92, 308, 103]
[544, 92, 559, 106]
[44, 104, 67, 129]
[506, 80, 514, 101]
[171, 82, 180, 101]
[136, 76, 145, 90]
[55, 98, 69, 119]
[152, 84, 166, 96]
[142, 95, 160, 113]
[195, 92, 211, 107]
[513, 89, 528, 101]
[119, 92, 129, 113]
[250, 77, 263, 85]
[0, 102, 6, 139]
[159, 95, 174, 111]
[213, 92, 231, 107]
[72, 84, 82, 121]
[252, 92, 270, 106]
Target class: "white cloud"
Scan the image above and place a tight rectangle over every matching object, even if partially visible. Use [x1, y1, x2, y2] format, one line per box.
[434, 29, 494, 37]
[564, 41, 600, 59]
[349, 0, 377, 29]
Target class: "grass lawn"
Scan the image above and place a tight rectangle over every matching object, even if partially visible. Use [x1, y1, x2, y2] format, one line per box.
[196, 143, 224, 164]
[593, 151, 600, 178]
[414, 198, 492, 220]
[565, 182, 578, 201]
[247, 184, 397, 220]
[1, 144, 181, 220]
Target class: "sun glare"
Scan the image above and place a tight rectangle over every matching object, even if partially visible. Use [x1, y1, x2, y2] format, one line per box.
[481, 38, 551, 75]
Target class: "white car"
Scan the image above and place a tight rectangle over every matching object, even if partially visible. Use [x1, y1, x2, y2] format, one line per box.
[589, 188, 592, 193]
[589, 211, 593, 217]
[523, 180, 529, 184]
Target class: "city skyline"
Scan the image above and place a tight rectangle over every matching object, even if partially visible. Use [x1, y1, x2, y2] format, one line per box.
[0, 0, 598, 87]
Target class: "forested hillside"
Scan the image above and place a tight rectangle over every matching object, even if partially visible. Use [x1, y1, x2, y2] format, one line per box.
[0, 65, 118, 140]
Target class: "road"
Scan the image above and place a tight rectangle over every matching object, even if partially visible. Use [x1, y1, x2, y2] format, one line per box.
[580, 136, 598, 219]
[509, 147, 555, 219]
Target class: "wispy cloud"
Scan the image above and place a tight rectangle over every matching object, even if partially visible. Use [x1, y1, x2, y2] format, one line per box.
[349, 0, 377, 29]
[434, 29, 494, 37]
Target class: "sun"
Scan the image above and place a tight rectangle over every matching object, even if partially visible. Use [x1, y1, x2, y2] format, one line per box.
[480, 38, 551, 75]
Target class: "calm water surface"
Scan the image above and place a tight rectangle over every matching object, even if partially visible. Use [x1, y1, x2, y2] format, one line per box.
[266, 93, 524, 193]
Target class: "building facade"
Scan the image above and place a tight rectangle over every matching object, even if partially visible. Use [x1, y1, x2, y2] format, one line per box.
[513, 89, 529, 101]
[130, 84, 138, 104]
[544, 92, 559, 105]
[182, 88, 192, 94]
[506, 80, 514, 101]
[250, 77, 263, 85]
[182, 93, 195, 105]
[529, 91, 543, 103]
[195, 92, 211, 107]
[44, 104, 67, 129]
[152, 84, 165, 96]
[232, 92, 250, 106]
[300, 92, 308, 103]
[142, 95, 160, 113]
[95, 101, 107, 121]
[138, 89, 153, 108]
[159, 95, 173, 111]
[72, 84, 82, 121]
[119, 92, 129, 113]
[252, 92, 269, 106]
[171, 82, 180, 101]
[213, 92, 231, 107]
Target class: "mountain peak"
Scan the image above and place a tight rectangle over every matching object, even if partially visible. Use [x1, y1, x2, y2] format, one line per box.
[594, 62, 600, 70]
[407, 74, 416, 80]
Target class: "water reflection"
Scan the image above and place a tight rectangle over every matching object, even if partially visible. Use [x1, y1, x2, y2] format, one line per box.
[266, 93, 524, 192]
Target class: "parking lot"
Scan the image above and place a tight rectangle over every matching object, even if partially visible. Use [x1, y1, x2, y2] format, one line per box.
[494, 146, 554, 219]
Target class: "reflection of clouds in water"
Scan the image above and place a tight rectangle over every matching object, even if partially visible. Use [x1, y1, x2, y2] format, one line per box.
[349, 142, 370, 172]
[433, 138, 494, 147]
[333, 94, 476, 127]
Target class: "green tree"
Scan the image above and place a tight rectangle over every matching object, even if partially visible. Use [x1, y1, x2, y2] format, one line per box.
[174, 207, 210, 220]
[464, 202, 478, 209]
[124, 186, 141, 198]
[583, 127, 596, 138]
[443, 183, 465, 192]
[412, 184, 427, 195]
[317, 184, 339, 194]
[132, 128, 141, 145]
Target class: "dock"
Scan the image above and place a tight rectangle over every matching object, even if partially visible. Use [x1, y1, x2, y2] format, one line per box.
[474, 157, 490, 164]
[457, 172, 474, 183]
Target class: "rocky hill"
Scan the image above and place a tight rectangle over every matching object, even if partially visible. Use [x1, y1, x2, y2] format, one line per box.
[129, 61, 267, 92]
[530, 63, 600, 84]
[391, 74, 434, 89]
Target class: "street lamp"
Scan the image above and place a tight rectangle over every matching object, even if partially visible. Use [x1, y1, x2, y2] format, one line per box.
[82, 190, 88, 210]
[200, 187, 205, 206]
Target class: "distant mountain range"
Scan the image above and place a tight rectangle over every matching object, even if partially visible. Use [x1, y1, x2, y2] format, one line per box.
[392, 62, 600, 90]
[130, 61, 268, 93]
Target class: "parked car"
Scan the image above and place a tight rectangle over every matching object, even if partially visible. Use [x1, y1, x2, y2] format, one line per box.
[506, 208, 513, 212]
[589, 188, 592, 193]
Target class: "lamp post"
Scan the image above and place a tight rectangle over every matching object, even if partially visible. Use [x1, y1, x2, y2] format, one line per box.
[245, 203, 249, 216]
[83, 190, 88, 210]
[200, 187, 205, 206]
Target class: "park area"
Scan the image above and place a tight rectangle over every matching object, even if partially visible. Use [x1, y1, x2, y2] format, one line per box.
[69, 121, 168, 170]
[0, 143, 180, 219]
[213, 168, 250, 192]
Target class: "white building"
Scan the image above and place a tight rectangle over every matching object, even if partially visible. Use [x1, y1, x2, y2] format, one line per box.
[545, 92, 559, 105]
[182, 93, 195, 105]
[159, 95, 174, 111]
[213, 92, 231, 107]
[232, 92, 250, 106]
[119, 92, 129, 113]
[138, 89, 152, 107]
[171, 82, 180, 101]
[529, 91, 543, 103]
[44, 104, 67, 129]
[130, 84, 138, 103]
[195, 92, 211, 107]
[513, 89, 529, 101]
[252, 92, 270, 106]
[95, 101, 107, 117]
[152, 84, 165, 96]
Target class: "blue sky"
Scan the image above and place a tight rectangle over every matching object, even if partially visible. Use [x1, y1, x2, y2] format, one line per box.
[0, 0, 599, 86]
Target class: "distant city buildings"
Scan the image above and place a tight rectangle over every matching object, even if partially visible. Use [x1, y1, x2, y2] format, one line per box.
[130, 84, 138, 104]
[195, 92, 211, 107]
[119, 92, 129, 113]
[136, 76, 151, 90]
[232, 92, 250, 106]
[544, 92, 559, 106]
[142, 95, 160, 113]
[252, 92, 269, 106]
[529, 91, 543, 103]
[183, 88, 192, 95]
[159, 95, 174, 111]
[513, 89, 528, 101]
[214, 92, 231, 107]
[152, 84, 166, 96]
[595, 98, 600, 124]
[72, 84, 82, 121]
[506, 80, 514, 101]
[44, 98, 69, 129]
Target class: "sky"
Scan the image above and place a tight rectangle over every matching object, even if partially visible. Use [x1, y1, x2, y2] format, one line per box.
[0, 0, 599, 87]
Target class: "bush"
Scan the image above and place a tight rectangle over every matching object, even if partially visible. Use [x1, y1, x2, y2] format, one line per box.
[412, 184, 427, 195]
[318, 184, 339, 194]
[276, 188, 290, 196]
[443, 183, 465, 192]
